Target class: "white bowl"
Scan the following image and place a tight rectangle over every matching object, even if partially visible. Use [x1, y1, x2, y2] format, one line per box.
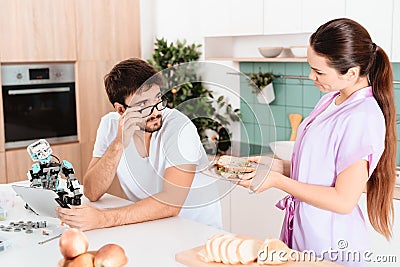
[258, 47, 283, 58]
[269, 141, 295, 161]
[290, 46, 308, 58]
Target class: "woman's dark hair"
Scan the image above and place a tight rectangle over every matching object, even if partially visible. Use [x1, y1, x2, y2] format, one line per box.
[104, 58, 162, 106]
[310, 18, 396, 239]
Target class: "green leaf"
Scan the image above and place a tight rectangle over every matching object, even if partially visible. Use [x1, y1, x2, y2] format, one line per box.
[147, 37, 241, 147]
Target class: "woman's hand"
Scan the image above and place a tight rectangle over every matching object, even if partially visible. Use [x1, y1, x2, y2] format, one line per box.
[237, 170, 282, 193]
[246, 155, 284, 174]
[56, 204, 107, 231]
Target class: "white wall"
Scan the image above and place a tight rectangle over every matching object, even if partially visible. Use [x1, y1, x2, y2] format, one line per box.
[140, 0, 242, 141]
[140, 0, 157, 61]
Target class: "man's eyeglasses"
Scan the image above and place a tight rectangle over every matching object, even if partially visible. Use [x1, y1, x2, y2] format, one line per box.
[122, 98, 168, 118]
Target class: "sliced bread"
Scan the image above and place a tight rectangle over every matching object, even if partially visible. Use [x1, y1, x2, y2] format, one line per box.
[226, 238, 242, 264]
[237, 238, 263, 264]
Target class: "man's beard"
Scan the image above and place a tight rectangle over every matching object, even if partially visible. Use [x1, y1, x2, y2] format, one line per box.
[139, 114, 163, 133]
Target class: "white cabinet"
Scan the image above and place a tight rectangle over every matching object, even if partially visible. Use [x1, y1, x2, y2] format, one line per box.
[201, 0, 232, 37]
[201, 0, 263, 36]
[301, 0, 346, 33]
[227, 187, 286, 240]
[152, 0, 399, 61]
[231, 0, 264, 36]
[263, 0, 345, 35]
[263, 0, 301, 34]
[345, 0, 393, 58]
[392, 0, 400, 61]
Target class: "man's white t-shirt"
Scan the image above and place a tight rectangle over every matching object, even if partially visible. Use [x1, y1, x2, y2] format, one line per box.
[93, 108, 222, 228]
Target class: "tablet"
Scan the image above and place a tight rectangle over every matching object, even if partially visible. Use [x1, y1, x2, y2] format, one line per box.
[12, 185, 65, 218]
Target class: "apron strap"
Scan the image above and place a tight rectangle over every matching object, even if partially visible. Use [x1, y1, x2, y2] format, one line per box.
[276, 195, 299, 248]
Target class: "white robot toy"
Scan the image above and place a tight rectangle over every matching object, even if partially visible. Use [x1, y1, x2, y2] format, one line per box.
[27, 139, 82, 207]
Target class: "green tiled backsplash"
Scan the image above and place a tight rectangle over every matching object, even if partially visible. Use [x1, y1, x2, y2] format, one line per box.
[240, 62, 400, 165]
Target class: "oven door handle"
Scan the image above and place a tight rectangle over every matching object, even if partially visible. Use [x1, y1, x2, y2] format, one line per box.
[8, 87, 70, 95]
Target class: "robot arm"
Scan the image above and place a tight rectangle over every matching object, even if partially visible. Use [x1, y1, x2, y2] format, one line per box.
[61, 160, 83, 205]
[27, 163, 42, 187]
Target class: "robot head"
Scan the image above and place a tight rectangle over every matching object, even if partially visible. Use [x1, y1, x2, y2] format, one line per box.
[27, 139, 53, 163]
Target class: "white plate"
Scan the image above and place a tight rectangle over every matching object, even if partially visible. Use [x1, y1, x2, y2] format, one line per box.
[201, 161, 259, 182]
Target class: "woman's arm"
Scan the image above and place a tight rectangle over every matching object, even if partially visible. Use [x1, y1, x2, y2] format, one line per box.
[240, 159, 368, 214]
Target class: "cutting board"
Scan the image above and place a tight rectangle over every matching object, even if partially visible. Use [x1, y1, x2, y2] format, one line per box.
[175, 246, 344, 267]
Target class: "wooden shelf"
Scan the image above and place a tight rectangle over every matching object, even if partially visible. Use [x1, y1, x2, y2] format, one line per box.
[205, 57, 307, 62]
[204, 34, 310, 63]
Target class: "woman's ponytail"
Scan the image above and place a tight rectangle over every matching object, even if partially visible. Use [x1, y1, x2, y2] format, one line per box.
[367, 46, 396, 239]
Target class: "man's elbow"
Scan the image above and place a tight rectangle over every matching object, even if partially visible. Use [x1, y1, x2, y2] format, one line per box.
[168, 206, 181, 217]
[83, 187, 101, 202]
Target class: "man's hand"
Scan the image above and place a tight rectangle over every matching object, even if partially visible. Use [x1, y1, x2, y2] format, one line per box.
[117, 109, 142, 148]
[56, 204, 107, 231]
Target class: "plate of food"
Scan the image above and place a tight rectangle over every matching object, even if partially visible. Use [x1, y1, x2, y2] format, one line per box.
[201, 155, 258, 181]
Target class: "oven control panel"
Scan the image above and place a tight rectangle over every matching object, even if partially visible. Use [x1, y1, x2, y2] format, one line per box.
[1, 63, 75, 86]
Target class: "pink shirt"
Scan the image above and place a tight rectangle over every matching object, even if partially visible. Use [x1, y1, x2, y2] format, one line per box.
[277, 86, 385, 266]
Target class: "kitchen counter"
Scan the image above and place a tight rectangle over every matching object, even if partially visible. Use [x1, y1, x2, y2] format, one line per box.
[0, 183, 226, 267]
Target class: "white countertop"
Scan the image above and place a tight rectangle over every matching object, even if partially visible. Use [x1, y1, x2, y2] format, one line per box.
[0, 182, 225, 266]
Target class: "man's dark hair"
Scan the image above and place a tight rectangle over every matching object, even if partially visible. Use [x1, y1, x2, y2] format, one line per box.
[104, 58, 162, 106]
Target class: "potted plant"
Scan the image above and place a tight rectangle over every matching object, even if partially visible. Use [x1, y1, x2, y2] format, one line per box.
[248, 68, 275, 104]
[148, 38, 241, 153]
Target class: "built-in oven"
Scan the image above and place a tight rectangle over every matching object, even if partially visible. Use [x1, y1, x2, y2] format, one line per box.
[1, 63, 77, 149]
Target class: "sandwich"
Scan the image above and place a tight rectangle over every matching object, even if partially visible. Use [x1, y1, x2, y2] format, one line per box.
[215, 155, 256, 179]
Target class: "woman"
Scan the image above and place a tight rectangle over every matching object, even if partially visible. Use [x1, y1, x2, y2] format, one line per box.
[240, 18, 396, 266]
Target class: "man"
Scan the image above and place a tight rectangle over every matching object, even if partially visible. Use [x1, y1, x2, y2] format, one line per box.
[56, 58, 222, 231]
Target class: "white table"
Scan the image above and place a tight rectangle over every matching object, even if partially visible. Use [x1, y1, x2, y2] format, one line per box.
[0, 182, 225, 266]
